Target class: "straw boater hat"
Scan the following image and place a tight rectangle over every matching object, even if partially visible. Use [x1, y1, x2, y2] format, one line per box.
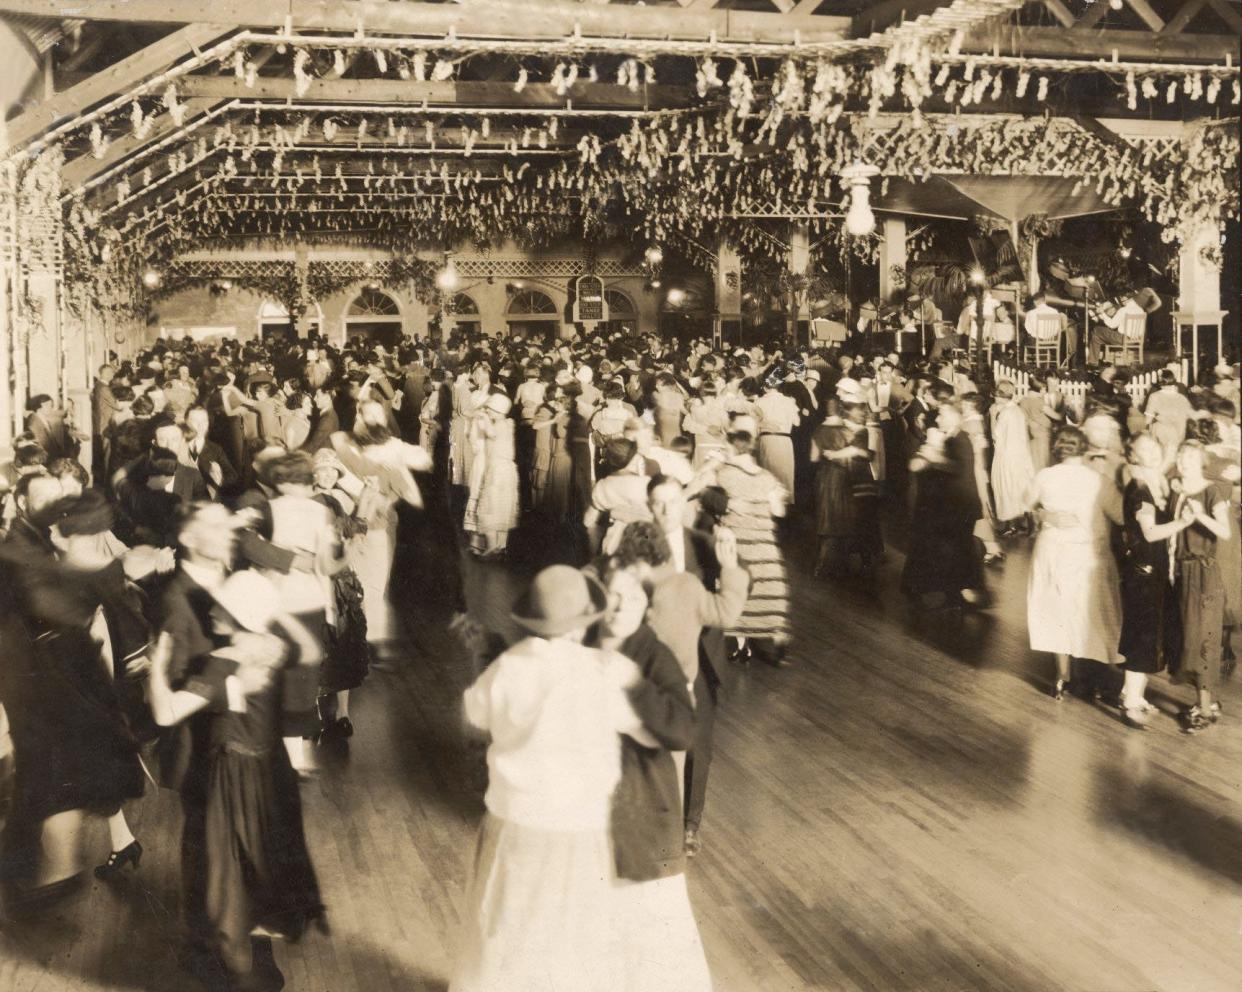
[510, 565, 608, 637]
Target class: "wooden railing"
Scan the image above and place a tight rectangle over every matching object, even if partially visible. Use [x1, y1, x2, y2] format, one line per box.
[991, 358, 1189, 418]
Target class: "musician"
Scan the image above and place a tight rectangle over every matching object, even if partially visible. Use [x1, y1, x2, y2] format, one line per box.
[1090, 293, 1145, 364]
[1023, 292, 1079, 364]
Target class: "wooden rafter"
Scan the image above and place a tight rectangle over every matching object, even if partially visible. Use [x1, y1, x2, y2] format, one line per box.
[0, 0, 852, 45]
[1124, 0, 1167, 33]
[1206, 0, 1242, 34]
[1163, 0, 1209, 34]
[963, 23, 1238, 61]
[3, 23, 233, 151]
[1074, 1, 1112, 30]
[61, 97, 220, 191]
[1041, 0, 1076, 29]
[175, 76, 696, 110]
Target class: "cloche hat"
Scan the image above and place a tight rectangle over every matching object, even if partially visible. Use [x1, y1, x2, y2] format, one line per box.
[510, 565, 608, 637]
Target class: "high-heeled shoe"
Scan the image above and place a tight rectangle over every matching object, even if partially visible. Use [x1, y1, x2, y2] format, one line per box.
[95, 840, 142, 879]
[1052, 679, 1069, 701]
[334, 717, 354, 739]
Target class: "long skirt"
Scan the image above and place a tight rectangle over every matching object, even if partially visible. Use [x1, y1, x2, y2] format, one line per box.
[757, 435, 795, 502]
[348, 510, 398, 644]
[1119, 564, 1180, 674]
[450, 814, 625, 992]
[1027, 534, 1123, 663]
[467, 458, 520, 539]
[320, 571, 369, 694]
[204, 746, 323, 976]
[1172, 557, 1224, 691]
[615, 874, 712, 992]
[728, 527, 791, 644]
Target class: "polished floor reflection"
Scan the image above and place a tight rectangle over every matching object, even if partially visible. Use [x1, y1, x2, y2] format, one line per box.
[3, 514, 1241, 992]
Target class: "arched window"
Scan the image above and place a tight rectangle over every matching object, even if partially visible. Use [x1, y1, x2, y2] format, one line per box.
[450, 293, 479, 316]
[601, 287, 638, 334]
[604, 289, 635, 316]
[346, 286, 403, 347]
[448, 293, 481, 336]
[348, 286, 402, 318]
[258, 299, 321, 340]
[506, 289, 559, 319]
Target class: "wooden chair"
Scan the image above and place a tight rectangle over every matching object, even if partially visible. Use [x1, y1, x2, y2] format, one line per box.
[1023, 313, 1063, 367]
[1103, 311, 1146, 365]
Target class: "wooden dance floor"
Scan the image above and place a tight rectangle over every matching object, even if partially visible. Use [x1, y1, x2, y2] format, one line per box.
[3, 517, 1242, 992]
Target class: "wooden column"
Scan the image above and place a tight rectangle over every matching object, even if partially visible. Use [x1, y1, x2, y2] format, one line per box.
[787, 223, 810, 345]
[0, 162, 14, 452]
[714, 238, 742, 349]
[880, 217, 907, 302]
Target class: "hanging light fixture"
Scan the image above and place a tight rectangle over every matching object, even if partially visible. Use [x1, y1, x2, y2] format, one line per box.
[644, 246, 664, 267]
[840, 162, 880, 237]
[436, 253, 459, 292]
[970, 268, 986, 287]
[142, 267, 162, 290]
[666, 287, 686, 307]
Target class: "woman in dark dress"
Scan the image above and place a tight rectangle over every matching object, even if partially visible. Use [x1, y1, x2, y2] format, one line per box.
[812, 400, 879, 578]
[1169, 440, 1233, 734]
[311, 448, 370, 738]
[900, 403, 985, 609]
[1117, 434, 1189, 727]
[0, 492, 148, 900]
[148, 570, 325, 992]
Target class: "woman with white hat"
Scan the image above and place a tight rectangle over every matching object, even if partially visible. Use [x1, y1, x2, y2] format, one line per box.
[331, 401, 432, 660]
[687, 411, 792, 665]
[451, 566, 651, 992]
[463, 392, 520, 560]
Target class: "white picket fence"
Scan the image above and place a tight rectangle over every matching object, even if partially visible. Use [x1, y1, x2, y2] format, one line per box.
[991, 359, 1189, 419]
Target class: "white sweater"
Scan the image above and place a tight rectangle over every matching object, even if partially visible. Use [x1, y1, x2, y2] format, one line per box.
[463, 636, 640, 832]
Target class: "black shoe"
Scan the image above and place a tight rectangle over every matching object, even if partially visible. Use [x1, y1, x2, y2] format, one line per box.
[95, 840, 143, 879]
[335, 717, 354, 739]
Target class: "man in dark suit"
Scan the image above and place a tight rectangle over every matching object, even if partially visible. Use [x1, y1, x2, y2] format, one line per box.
[648, 475, 735, 857]
[300, 388, 340, 453]
[185, 406, 238, 501]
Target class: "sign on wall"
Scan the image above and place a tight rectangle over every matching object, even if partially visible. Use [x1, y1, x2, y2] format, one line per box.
[572, 274, 609, 327]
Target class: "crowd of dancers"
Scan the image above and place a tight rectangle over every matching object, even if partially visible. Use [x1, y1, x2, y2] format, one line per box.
[0, 322, 1238, 991]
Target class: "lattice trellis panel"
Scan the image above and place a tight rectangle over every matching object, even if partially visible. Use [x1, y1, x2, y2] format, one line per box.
[454, 257, 644, 278]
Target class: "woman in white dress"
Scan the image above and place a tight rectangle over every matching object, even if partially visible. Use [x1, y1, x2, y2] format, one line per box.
[683, 379, 730, 469]
[331, 401, 432, 660]
[989, 380, 1035, 530]
[451, 565, 650, 992]
[1025, 425, 1124, 699]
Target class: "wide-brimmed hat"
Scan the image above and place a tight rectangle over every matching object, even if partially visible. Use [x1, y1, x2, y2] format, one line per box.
[510, 565, 608, 636]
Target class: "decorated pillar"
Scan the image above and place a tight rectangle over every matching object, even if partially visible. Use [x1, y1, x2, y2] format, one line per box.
[1177, 221, 1221, 314]
[714, 238, 742, 349]
[13, 150, 66, 430]
[0, 160, 14, 451]
[879, 217, 907, 302]
[787, 223, 810, 344]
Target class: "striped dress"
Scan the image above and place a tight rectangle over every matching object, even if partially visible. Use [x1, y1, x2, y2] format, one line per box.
[714, 458, 791, 644]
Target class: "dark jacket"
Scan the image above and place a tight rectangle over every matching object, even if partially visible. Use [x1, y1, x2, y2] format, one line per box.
[611, 623, 695, 882]
[301, 408, 340, 454]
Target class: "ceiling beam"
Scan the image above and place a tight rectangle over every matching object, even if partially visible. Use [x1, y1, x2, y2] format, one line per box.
[962, 23, 1239, 61]
[0, 0, 852, 45]
[1124, 0, 1166, 33]
[61, 97, 219, 191]
[1162, 0, 1208, 34]
[852, 0, 966, 36]
[3, 23, 233, 151]
[176, 75, 697, 110]
[1206, 0, 1242, 34]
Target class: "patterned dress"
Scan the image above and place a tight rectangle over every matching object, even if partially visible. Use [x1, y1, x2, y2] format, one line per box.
[712, 457, 790, 644]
